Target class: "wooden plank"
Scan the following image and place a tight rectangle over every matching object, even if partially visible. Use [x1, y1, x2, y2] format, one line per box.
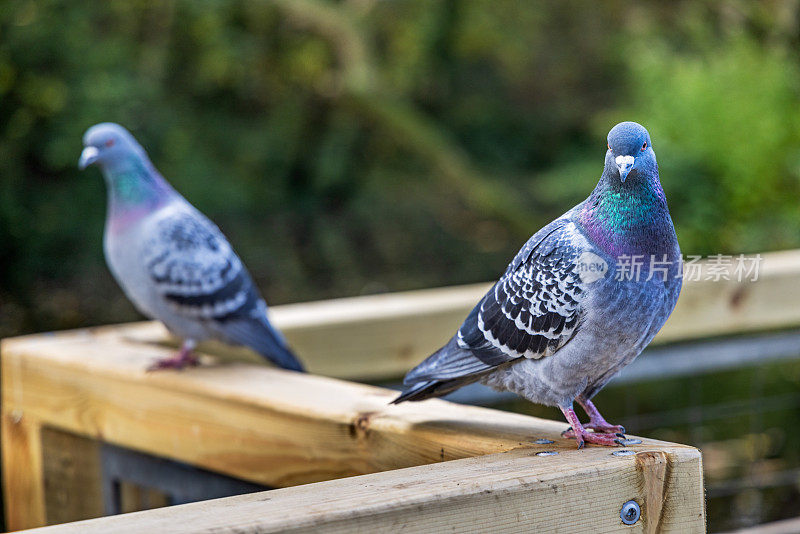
[0, 330, 583, 488]
[40, 428, 104, 525]
[19, 446, 705, 534]
[2, 330, 702, 531]
[89, 249, 800, 381]
[2, 413, 46, 530]
[659, 249, 800, 343]
[100, 282, 490, 381]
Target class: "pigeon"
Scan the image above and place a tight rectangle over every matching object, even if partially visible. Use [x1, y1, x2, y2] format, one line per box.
[79, 123, 305, 372]
[393, 122, 681, 448]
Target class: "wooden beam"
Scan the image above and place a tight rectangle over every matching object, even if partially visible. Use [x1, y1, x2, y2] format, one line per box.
[39, 428, 104, 525]
[658, 249, 800, 342]
[86, 248, 800, 381]
[102, 282, 491, 381]
[2, 329, 703, 531]
[20, 445, 705, 534]
[0, 329, 583, 489]
[2, 412, 46, 529]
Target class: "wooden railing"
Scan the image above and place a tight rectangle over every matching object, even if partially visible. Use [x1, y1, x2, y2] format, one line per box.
[6, 249, 798, 532]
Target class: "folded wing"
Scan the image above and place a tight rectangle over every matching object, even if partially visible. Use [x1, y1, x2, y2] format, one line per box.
[143, 208, 304, 371]
[396, 218, 587, 401]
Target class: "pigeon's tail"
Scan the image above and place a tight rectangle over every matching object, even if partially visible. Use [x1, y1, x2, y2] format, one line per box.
[220, 315, 305, 372]
[391, 336, 488, 404]
[391, 376, 481, 404]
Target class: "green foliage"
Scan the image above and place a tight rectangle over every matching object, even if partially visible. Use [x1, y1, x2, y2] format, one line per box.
[1, 1, 800, 338]
[619, 36, 800, 253]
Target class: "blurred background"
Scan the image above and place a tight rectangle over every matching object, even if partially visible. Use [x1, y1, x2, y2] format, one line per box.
[2, 1, 800, 531]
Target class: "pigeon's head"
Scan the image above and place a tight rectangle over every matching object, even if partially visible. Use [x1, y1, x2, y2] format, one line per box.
[605, 122, 655, 183]
[79, 123, 146, 171]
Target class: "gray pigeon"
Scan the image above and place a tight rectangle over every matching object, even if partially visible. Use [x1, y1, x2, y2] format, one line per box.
[393, 122, 682, 448]
[79, 123, 304, 372]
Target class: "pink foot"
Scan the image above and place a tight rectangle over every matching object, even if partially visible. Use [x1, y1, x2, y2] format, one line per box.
[561, 427, 626, 447]
[147, 342, 199, 372]
[584, 422, 626, 434]
[577, 396, 626, 434]
[559, 406, 626, 449]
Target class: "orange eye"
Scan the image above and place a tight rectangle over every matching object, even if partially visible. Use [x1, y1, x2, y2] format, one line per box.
[641, 141, 647, 151]
[105, 139, 115, 148]
[607, 143, 611, 150]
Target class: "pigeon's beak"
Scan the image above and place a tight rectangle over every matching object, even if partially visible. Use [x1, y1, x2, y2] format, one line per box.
[78, 146, 99, 170]
[615, 155, 635, 183]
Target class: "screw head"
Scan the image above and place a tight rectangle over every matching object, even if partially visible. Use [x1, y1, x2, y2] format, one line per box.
[533, 438, 554, 444]
[612, 450, 636, 457]
[620, 500, 641, 525]
[535, 451, 558, 457]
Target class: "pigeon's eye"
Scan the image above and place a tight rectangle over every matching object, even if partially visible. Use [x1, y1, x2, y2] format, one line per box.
[607, 143, 611, 150]
[105, 139, 115, 148]
[641, 141, 647, 151]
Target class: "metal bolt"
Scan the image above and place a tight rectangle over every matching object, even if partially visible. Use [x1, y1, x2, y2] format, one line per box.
[535, 451, 558, 456]
[533, 438, 554, 444]
[620, 500, 641, 525]
[612, 450, 636, 457]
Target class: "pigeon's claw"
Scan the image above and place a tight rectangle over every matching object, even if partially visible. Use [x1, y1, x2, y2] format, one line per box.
[147, 343, 199, 372]
[560, 406, 627, 449]
[584, 422, 626, 435]
[562, 427, 625, 448]
[576, 396, 626, 434]
[580, 432, 626, 447]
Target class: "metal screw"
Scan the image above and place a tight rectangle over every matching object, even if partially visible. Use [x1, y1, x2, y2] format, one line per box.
[533, 438, 554, 444]
[535, 451, 558, 456]
[620, 438, 642, 445]
[612, 450, 636, 457]
[620, 500, 641, 525]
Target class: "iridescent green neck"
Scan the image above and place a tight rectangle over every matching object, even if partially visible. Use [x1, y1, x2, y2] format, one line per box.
[102, 156, 173, 232]
[103, 157, 169, 209]
[578, 172, 675, 257]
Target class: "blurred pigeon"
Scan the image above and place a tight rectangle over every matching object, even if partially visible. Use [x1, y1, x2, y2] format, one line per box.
[79, 123, 304, 372]
[393, 122, 681, 448]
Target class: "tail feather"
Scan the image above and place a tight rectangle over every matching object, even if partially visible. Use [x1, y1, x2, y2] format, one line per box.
[404, 336, 491, 385]
[391, 375, 483, 404]
[393, 336, 494, 404]
[219, 316, 305, 372]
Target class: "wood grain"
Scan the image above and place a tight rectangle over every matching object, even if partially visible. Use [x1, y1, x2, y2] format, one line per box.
[636, 451, 670, 534]
[2, 413, 46, 530]
[40, 428, 104, 525]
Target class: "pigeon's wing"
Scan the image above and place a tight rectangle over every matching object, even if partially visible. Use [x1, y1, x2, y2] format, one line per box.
[144, 208, 257, 321]
[143, 207, 304, 371]
[404, 218, 587, 386]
